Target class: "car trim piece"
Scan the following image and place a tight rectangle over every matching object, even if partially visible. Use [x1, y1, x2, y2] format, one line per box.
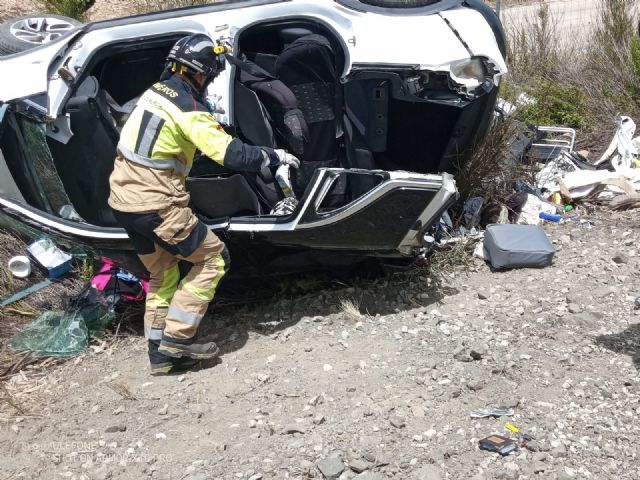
[397, 172, 457, 254]
[227, 169, 447, 233]
[0, 195, 232, 240]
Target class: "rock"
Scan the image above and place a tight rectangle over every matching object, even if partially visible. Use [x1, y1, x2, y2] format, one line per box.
[313, 414, 326, 425]
[612, 253, 629, 264]
[411, 465, 442, 480]
[317, 456, 346, 479]
[567, 303, 582, 314]
[469, 343, 487, 360]
[389, 416, 406, 428]
[468, 380, 484, 391]
[282, 424, 306, 434]
[348, 459, 370, 473]
[635, 297, 640, 310]
[453, 347, 472, 363]
[104, 425, 126, 433]
[551, 443, 568, 458]
[478, 292, 489, 300]
[411, 406, 426, 418]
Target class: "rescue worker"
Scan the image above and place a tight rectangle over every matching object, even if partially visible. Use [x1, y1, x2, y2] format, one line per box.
[108, 34, 300, 375]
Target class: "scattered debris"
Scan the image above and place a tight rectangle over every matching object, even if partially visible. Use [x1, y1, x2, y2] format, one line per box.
[470, 407, 515, 418]
[479, 435, 517, 455]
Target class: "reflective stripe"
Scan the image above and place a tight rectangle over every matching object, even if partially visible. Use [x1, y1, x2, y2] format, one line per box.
[137, 111, 165, 157]
[118, 143, 190, 175]
[146, 264, 180, 309]
[181, 253, 226, 301]
[144, 327, 164, 340]
[168, 306, 204, 327]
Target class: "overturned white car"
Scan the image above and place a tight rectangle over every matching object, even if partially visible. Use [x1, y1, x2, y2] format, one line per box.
[0, 0, 506, 275]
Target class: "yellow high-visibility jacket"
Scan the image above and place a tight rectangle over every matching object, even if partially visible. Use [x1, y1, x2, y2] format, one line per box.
[109, 74, 273, 213]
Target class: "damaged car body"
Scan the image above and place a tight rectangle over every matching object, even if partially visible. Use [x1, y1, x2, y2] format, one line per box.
[0, 0, 506, 276]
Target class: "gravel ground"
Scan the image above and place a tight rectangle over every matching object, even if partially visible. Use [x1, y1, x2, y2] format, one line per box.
[1, 207, 639, 480]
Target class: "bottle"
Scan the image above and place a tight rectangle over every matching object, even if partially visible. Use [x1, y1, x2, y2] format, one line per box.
[539, 212, 562, 222]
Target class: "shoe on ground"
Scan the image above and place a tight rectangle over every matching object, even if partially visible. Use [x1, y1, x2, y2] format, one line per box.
[158, 337, 220, 360]
[150, 357, 200, 376]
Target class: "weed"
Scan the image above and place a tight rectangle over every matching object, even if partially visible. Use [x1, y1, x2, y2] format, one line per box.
[132, 0, 212, 15]
[39, 0, 89, 21]
[339, 297, 364, 322]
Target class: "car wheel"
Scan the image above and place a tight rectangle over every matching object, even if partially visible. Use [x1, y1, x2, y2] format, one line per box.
[0, 14, 82, 55]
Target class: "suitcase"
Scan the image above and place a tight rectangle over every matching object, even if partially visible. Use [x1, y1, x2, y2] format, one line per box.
[483, 224, 555, 269]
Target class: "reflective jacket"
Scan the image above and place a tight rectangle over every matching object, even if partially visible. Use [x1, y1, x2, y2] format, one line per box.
[109, 75, 273, 213]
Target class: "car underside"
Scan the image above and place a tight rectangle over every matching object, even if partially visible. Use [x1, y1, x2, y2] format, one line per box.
[0, 0, 505, 277]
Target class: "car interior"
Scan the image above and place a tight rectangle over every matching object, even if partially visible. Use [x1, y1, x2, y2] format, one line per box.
[2, 18, 485, 228]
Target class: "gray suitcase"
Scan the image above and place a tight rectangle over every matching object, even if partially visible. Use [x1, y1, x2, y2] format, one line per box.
[483, 224, 555, 269]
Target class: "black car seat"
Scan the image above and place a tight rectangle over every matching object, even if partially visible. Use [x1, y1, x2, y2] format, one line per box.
[186, 174, 262, 220]
[229, 54, 308, 158]
[48, 76, 120, 226]
[274, 34, 339, 163]
[274, 34, 342, 197]
[229, 54, 310, 208]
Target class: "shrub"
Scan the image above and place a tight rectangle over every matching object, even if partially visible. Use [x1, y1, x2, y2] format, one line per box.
[40, 0, 90, 21]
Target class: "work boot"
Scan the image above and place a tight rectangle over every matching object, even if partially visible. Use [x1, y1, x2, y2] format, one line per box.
[149, 339, 202, 375]
[150, 357, 201, 376]
[158, 335, 220, 360]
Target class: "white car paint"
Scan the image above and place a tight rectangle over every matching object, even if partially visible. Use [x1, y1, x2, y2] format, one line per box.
[0, 0, 506, 111]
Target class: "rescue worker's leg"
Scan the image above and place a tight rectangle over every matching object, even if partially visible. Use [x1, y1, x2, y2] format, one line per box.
[158, 231, 230, 359]
[137, 245, 180, 374]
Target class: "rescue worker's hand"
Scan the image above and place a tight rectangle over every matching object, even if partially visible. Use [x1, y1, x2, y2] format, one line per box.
[272, 149, 300, 169]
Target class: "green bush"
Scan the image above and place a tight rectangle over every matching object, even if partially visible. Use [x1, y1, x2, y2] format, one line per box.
[41, 0, 89, 21]
[519, 82, 590, 130]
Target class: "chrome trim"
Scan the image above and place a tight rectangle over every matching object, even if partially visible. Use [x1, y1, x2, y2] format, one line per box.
[228, 168, 446, 232]
[397, 172, 457, 254]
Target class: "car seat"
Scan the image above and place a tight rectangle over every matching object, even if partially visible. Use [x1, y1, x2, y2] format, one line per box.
[48, 76, 120, 226]
[274, 33, 345, 201]
[187, 174, 262, 220]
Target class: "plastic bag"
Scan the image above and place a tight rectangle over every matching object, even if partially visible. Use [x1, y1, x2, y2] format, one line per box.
[9, 285, 116, 357]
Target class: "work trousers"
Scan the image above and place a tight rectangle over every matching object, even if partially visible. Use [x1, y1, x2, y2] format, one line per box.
[113, 207, 229, 345]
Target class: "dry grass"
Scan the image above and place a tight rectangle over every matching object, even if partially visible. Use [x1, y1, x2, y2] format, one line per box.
[454, 114, 535, 207]
[339, 297, 365, 322]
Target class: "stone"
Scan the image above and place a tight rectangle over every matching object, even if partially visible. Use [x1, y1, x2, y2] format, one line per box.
[469, 343, 487, 360]
[105, 425, 126, 433]
[551, 443, 568, 458]
[612, 253, 629, 264]
[282, 424, 306, 434]
[389, 416, 406, 428]
[317, 456, 346, 480]
[567, 303, 582, 314]
[453, 347, 472, 363]
[348, 459, 370, 473]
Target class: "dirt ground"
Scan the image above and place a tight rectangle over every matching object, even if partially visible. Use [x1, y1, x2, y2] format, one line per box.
[1, 207, 639, 480]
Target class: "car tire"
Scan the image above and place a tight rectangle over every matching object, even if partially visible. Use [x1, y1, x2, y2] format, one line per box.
[0, 14, 82, 55]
